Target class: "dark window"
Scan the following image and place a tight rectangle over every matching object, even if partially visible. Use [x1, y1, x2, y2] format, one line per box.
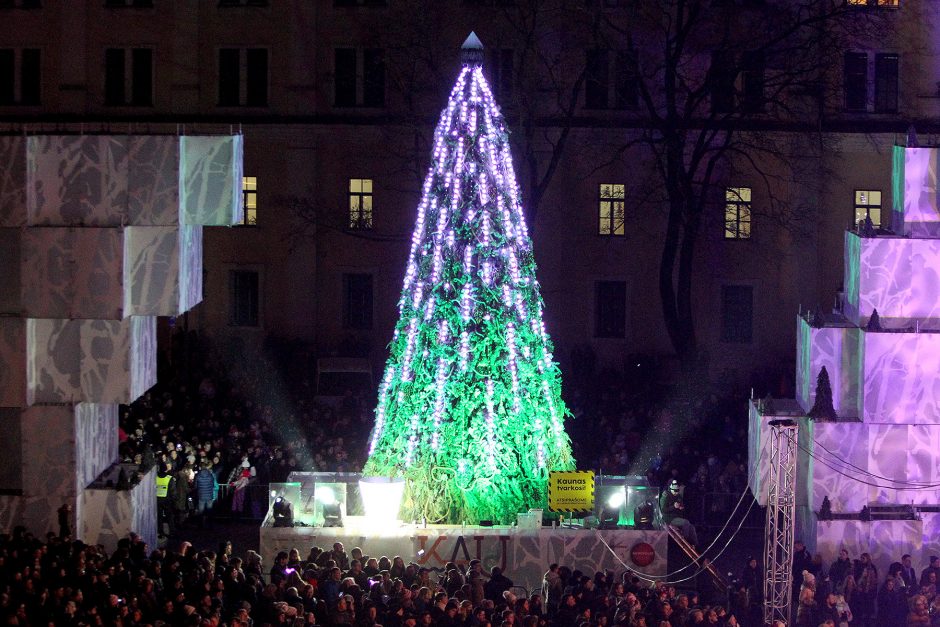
[844, 52, 868, 111]
[218, 48, 240, 105]
[595, 281, 627, 338]
[721, 285, 753, 343]
[0, 50, 15, 104]
[20, 48, 39, 105]
[229, 270, 259, 327]
[614, 50, 638, 109]
[874, 53, 898, 113]
[585, 49, 609, 109]
[104, 48, 125, 105]
[489, 48, 513, 100]
[741, 50, 765, 113]
[105, 48, 151, 106]
[710, 50, 735, 114]
[335, 48, 357, 107]
[245, 48, 268, 106]
[131, 48, 152, 105]
[344, 273, 373, 330]
[218, 48, 266, 106]
[362, 48, 385, 107]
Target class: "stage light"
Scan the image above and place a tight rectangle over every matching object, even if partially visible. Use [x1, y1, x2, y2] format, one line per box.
[273, 496, 294, 528]
[634, 500, 655, 530]
[316, 486, 336, 506]
[359, 477, 405, 524]
[607, 490, 626, 509]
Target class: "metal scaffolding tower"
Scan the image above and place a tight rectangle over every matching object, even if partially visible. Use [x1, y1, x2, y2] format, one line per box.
[763, 419, 799, 627]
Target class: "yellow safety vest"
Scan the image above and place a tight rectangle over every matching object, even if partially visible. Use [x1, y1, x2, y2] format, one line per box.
[155, 475, 171, 499]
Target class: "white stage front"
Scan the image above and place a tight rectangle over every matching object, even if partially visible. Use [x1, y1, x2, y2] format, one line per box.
[260, 516, 667, 593]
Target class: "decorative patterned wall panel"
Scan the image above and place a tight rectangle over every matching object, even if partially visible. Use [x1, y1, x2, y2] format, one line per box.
[868, 425, 940, 505]
[71, 228, 124, 320]
[20, 405, 78, 537]
[21, 228, 125, 320]
[130, 317, 156, 402]
[811, 422, 870, 512]
[124, 226, 203, 317]
[79, 317, 155, 404]
[128, 136, 179, 226]
[0, 136, 26, 227]
[131, 467, 157, 550]
[180, 135, 243, 226]
[80, 467, 157, 554]
[74, 403, 118, 489]
[0, 318, 27, 408]
[795, 319, 859, 417]
[844, 232, 861, 323]
[27, 136, 129, 227]
[0, 228, 22, 314]
[0, 495, 24, 533]
[818, 520, 927, 582]
[178, 225, 203, 312]
[858, 237, 912, 327]
[922, 512, 940, 563]
[898, 147, 940, 237]
[861, 331, 940, 424]
[26, 318, 81, 404]
[845, 234, 940, 328]
[21, 228, 72, 319]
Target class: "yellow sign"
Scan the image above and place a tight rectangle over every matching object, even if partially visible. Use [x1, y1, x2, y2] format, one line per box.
[548, 470, 595, 512]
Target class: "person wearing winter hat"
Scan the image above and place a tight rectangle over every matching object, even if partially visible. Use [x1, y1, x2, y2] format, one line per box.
[660, 479, 698, 547]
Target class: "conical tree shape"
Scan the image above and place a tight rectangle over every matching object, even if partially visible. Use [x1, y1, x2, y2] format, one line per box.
[808, 366, 837, 421]
[363, 39, 575, 524]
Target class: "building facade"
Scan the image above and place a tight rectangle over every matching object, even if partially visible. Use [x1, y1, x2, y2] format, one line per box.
[1, 0, 936, 427]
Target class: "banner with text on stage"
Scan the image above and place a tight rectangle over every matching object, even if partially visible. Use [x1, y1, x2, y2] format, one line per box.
[548, 471, 595, 513]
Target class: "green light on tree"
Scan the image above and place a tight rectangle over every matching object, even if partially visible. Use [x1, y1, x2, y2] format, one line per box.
[362, 34, 575, 524]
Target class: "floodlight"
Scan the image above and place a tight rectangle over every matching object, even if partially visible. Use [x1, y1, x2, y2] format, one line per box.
[359, 477, 405, 524]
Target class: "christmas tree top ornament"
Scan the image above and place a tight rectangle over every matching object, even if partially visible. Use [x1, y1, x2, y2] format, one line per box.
[362, 33, 575, 524]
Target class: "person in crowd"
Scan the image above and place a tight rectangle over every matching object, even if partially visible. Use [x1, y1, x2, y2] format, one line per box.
[878, 574, 909, 623]
[194, 462, 219, 528]
[796, 570, 818, 627]
[659, 479, 698, 547]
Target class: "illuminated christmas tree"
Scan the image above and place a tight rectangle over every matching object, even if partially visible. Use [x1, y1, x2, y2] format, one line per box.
[362, 34, 575, 524]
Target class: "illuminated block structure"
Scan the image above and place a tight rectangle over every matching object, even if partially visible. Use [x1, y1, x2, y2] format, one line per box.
[0, 134, 242, 550]
[750, 145, 940, 576]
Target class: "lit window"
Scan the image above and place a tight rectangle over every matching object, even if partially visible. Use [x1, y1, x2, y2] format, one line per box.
[854, 190, 881, 229]
[725, 187, 752, 239]
[241, 176, 257, 225]
[349, 178, 373, 229]
[598, 183, 625, 236]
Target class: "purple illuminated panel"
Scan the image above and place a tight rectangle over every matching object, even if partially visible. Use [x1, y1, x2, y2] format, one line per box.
[860, 330, 940, 423]
[844, 233, 940, 328]
[795, 317, 859, 418]
[897, 146, 940, 237]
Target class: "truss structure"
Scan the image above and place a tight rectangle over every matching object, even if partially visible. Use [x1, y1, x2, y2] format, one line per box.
[763, 419, 799, 627]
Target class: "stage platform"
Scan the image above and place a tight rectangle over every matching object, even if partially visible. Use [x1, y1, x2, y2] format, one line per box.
[260, 517, 667, 593]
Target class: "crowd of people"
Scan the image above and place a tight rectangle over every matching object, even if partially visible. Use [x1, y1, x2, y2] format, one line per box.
[121, 334, 757, 533]
[785, 543, 940, 627]
[0, 524, 751, 627]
